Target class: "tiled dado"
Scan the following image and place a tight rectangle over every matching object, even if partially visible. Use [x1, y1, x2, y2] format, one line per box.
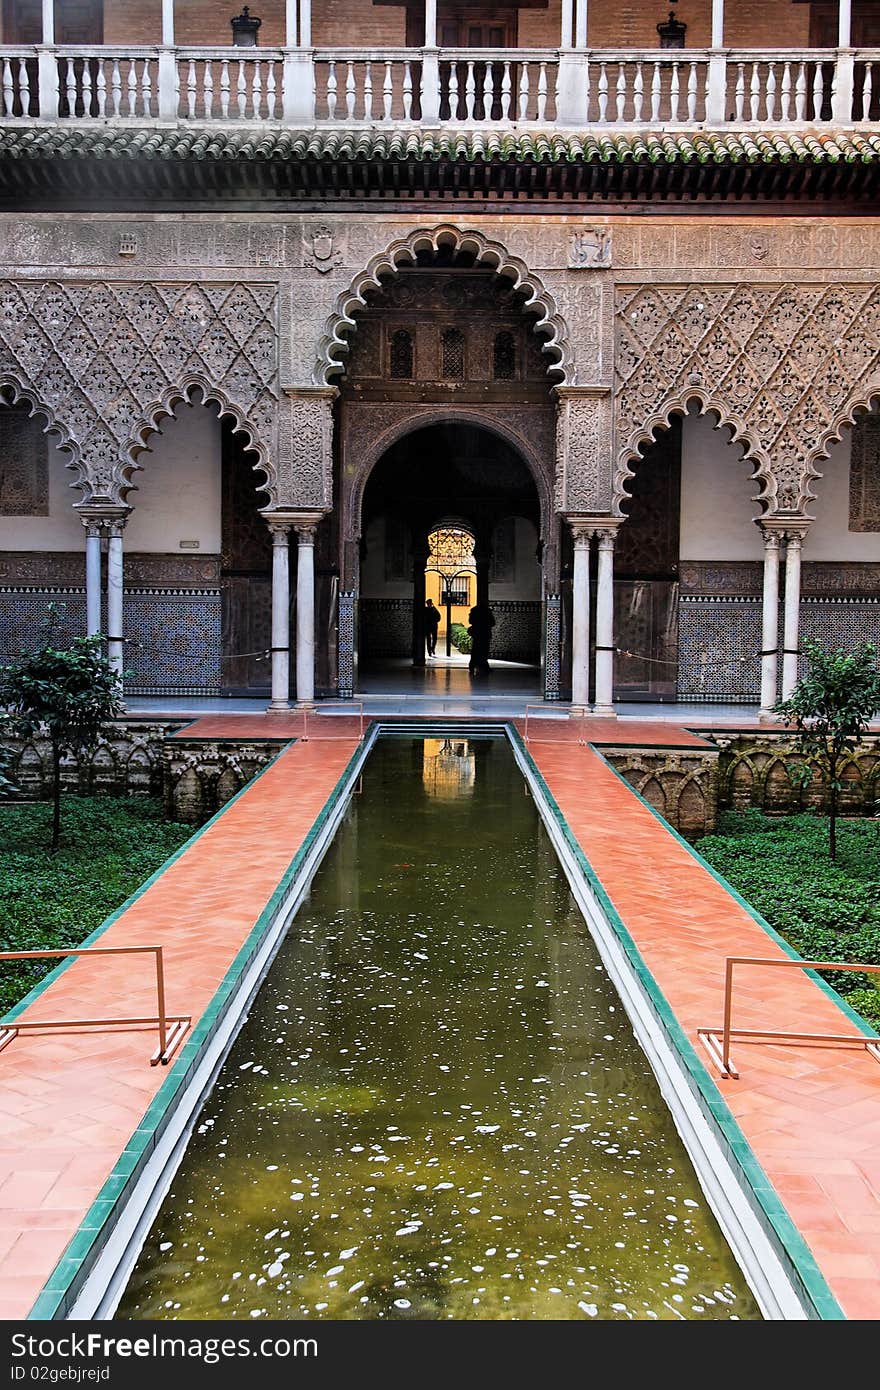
[0, 734, 361, 1321]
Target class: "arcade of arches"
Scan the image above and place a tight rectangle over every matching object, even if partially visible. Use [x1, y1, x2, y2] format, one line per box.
[1, 243, 879, 714]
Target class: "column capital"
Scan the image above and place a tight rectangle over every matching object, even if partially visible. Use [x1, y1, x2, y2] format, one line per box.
[282, 385, 339, 404]
[267, 521, 291, 546]
[757, 521, 782, 551]
[263, 508, 326, 540]
[595, 519, 623, 550]
[75, 504, 129, 535]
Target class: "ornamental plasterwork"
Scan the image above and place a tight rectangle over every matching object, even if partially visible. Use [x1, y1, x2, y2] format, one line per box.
[615, 282, 880, 516]
[0, 280, 279, 504]
[277, 389, 335, 511]
[554, 389, 613, 514]
[848, 414, 880, 532]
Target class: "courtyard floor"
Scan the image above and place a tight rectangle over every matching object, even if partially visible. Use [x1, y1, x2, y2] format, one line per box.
[0, 712, 878, 1319]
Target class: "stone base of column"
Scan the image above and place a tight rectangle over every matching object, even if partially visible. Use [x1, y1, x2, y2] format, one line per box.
[757, 708, 778, 724]
[568, 705, 589, 718]
[295, 700, 316, 711]
[591, 704, 617, 719]
[266, 701, 292, 714]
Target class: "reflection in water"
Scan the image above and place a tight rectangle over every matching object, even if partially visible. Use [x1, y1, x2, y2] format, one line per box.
[422, 738, 476, 799]
[117, 738, 761, 1322]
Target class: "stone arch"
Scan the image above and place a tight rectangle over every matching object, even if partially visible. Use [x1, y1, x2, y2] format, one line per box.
[315, 223, 573, 387]
[0, 371, 87, 496]
[348, 408, 554, 551]
[615, 390, 773, 519]
[120, 376, 275, 504]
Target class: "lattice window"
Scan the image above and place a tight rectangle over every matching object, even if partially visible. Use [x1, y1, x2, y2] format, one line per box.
[441, 327, 465, 380]
[493, 330, 516, 380]
[390, 329, 414, 379]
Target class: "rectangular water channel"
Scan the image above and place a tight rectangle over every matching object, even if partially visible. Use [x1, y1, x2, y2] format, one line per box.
[115, 735, 762, 1321]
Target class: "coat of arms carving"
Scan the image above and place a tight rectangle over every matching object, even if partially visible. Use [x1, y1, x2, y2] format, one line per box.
[568, 227, 612, 270]
[304, 225, 342, 274]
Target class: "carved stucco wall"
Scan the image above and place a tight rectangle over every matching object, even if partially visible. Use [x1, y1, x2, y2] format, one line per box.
[615, 281, 880, 518]
[0, 279, 279, 504]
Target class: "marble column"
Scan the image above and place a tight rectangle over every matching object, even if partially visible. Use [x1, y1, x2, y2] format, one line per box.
[593, 525, 619, 717]
[106, 519, 126, 685]
[268, 521, 291, 710]
[83, 520, 103, 638]
[295, 519, 318, 708]
[781, 527, 807, 700]
[759, 525, 781, 717]
[570, 523, 592, 712]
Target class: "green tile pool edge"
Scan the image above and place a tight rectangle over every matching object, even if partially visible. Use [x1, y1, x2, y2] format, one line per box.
[508, 725, 847, 1322]
[25, 733, 365, 1321]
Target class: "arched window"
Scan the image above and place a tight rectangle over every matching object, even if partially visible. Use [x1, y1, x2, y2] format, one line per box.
[441, 327, 465, 380]
[493, 330, 516, 380]
[390, 329, 414, 379]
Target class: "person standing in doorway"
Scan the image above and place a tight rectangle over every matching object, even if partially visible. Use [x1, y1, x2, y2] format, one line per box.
[467, 602, 495, 677]
[425, 598, 441, 657]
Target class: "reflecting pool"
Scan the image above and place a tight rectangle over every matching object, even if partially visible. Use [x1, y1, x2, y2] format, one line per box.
[117, 736, 761, 1321]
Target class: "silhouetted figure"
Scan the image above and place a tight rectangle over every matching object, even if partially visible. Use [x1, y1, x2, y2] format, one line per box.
[467, 602, 495, 678]
[424, 599, 441, 656]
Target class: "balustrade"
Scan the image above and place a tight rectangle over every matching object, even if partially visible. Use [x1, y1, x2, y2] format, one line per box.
[0, 43, 877, 130]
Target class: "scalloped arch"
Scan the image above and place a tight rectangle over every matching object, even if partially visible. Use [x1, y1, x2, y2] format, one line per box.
[615, 389, 774, 518]
[120, 376, 275, 503]
[348, 408, 553, 544]
[315, 224, 573, 387]
[802, 388, 880, 515]
[0, 370, 88, 495]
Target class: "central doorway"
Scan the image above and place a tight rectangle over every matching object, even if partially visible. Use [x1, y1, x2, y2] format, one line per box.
[356, 421, 543, 697]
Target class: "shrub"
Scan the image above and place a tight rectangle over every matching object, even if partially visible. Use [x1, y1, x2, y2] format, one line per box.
[450, 622, 472, 654]
[697, 810, 880, 1022]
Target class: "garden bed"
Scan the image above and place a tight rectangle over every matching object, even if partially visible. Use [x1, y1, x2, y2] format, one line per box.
[696, 809, 880, 1028]
[0, 797, 192, 1014]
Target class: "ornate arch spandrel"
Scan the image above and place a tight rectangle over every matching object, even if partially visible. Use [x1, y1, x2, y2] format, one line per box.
[615, 388, 772, 520]
[0, 278, 280, 505]
[614, 280, 880, 517]
[315, 224, 574, 388]
[122, 377, 275, 504]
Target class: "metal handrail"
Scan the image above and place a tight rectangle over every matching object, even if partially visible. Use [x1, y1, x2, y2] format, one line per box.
[302, 701, 365, 742]
[0, 945, 190, 1066]
[698, 955, 880, 1079]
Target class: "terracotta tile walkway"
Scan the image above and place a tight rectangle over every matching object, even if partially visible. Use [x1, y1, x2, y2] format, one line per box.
[525, 729, 880, 1321]
[0, 737, 358, 1320]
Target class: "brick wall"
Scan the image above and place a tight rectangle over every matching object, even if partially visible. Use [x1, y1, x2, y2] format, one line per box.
[11, 2, 809, 51]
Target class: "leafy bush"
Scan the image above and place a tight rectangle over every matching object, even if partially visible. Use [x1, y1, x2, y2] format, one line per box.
[450, 622, 472, 654]
[697, 811, 880, 1022]
[0, 797, 191, 1014]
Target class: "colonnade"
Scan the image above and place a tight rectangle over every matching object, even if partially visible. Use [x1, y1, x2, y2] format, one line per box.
[75, 505, 324, 709]
[566, 513, 808, 718]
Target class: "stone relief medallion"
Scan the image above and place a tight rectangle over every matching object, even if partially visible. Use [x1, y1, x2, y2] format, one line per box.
[568, 227, 612, 271]
[749, 235, 769, 262]
[304, 225, 343, 275]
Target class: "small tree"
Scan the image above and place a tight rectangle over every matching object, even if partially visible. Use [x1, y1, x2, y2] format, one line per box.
[0, 628, 124, 851]
[775, 639, 880, 860]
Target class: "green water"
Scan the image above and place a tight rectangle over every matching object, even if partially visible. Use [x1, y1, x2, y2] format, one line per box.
[117, 737, 762, 1321]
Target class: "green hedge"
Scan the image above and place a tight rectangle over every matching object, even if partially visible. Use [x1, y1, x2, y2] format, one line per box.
[450, 622, 472, 654]
[0, 797, 192, 1014]
[697, 810, 880, 1027]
